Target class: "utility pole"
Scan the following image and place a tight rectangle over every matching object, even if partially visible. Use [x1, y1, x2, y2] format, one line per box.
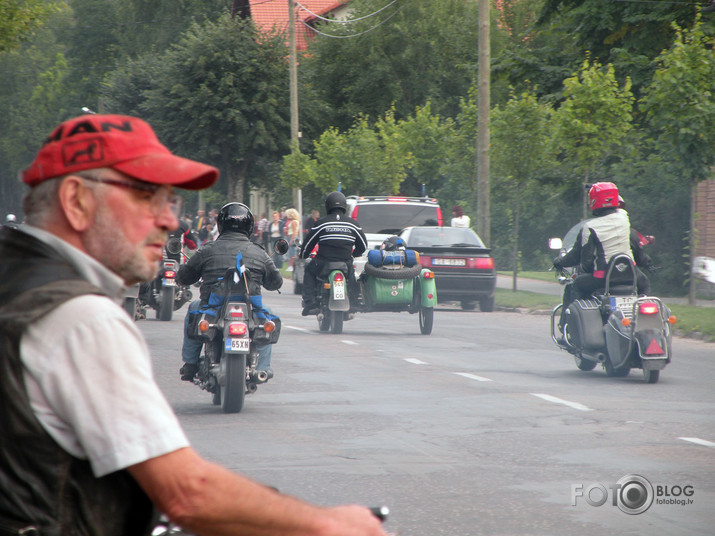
[288, 0, 302, 218]
[477, 0, 490, 245]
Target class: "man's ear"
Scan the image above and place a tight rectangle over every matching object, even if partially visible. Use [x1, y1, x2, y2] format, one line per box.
[58, 176, 95, 232]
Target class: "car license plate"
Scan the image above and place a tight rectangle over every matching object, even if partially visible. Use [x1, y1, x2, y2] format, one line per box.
[432, 258, 466, 266]
[333, 282, 345, 300]
[163, 278, 177, 286]
[225, 338, 250, 353]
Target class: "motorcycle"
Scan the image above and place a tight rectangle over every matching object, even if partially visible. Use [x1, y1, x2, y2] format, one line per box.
[186, 241, 287, 413]
[139, 237, 193, 321]
[549, 228, 676, 383]
[304, 242, 437, 335]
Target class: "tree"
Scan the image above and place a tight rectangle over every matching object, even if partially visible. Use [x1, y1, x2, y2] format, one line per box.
[301, 0, 486, 130]
[135, 15, 291, 202]
[0, 0, 59, 54]
[281, 114, 413, 195]
[551, 58, 634, 218]
[641, 17, 715, 304]
[491, 89, 553, 290]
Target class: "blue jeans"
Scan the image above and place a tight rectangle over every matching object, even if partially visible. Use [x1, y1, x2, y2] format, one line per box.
[182, 300, 273, 370]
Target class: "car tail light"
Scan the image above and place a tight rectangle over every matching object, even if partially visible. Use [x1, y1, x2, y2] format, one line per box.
[467, 257, 494, 270]
[638, 302, 659, 315]
[351, 206, 358, 219]
[228, 322, 248, 336]
[334, 272, 344, 282]
[419, 255, 431, 267]
[263, 320, 276, 333]
[164, 270, 176, 278]
[436, 206, 443, 226]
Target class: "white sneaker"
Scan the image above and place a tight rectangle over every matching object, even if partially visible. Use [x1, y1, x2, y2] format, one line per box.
[287, 266, 294, 272]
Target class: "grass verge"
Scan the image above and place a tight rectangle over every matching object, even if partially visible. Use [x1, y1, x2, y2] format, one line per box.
[495, 288, 715, 342]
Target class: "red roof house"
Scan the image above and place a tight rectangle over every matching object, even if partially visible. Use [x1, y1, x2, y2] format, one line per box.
[249, 0, 351, 51]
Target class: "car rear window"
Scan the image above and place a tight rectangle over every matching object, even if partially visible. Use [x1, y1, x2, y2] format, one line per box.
[406, 227, 485, 247]
[352, 204, 441, 234]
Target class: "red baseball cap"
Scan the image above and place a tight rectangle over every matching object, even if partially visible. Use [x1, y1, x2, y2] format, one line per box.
[21, 114, 219, 190]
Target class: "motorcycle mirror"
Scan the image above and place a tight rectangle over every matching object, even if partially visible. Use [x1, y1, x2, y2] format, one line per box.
[165, 237, 182, 255]
[549, 238, 563, 250]
[273, 238, 289, 255]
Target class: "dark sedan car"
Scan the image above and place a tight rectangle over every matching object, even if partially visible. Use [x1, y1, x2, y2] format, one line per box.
[399, 226, 496, 311]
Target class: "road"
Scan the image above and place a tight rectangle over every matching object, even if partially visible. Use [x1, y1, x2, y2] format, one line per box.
[140, 286, 715, 536]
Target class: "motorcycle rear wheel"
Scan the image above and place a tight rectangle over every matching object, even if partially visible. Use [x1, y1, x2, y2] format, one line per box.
[219, 353, 247, 413]
[158, 286, 175, 321]
[330, 311, 344, 334]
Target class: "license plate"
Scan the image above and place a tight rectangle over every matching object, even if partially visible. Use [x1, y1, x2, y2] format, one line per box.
[432, 258, 466, 266]
[333, 282, 345, 300]
[225, 338, 250, 353]
[163, 278, 177, 286]
[611, 296, 635, 309]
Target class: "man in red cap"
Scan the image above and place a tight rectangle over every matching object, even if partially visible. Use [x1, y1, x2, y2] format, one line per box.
[0, 114, 387, 536]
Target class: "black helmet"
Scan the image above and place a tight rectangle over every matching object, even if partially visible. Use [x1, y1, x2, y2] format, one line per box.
[325, 191, 347, 214]
[381, 236, 406, 251]
[217, 202, 254, 236]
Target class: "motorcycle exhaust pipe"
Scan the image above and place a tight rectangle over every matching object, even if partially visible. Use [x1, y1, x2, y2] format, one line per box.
[249, 370, 270, 383]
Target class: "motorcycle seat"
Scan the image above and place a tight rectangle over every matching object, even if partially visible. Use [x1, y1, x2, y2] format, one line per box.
[318, 261, 351, 277]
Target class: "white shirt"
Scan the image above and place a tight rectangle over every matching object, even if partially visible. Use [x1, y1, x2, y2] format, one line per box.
[18, 225, 189, 477]
[451, 215, 471, 228]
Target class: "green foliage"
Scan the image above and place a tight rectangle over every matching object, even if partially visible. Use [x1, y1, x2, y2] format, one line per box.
[640, 17, 715, 184]
[0, 0, 61, 53]
[302, 0, 485, 130]
[135, 14, 291, 202]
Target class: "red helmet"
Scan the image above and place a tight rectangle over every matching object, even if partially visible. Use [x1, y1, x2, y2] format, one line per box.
[588, 182, 619, 211]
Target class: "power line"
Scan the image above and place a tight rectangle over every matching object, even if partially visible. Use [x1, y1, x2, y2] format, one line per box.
[302, 0, 409, 39]
[295, 0, 400, 24]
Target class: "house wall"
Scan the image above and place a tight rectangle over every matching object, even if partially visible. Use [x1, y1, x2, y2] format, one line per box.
[695, 178, 715, 258]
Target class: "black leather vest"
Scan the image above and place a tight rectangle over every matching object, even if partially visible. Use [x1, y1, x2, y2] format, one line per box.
[0, 226, 155, 536]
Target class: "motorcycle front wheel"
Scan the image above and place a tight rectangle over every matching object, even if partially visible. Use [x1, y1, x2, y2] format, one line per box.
[218, 353, 247, 414]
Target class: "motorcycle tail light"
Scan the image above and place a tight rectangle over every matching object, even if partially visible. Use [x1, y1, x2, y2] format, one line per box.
[164, 270, 176, 278]
[228, 322, 248, 336]
[199, 319, 210, 332]
[263, 320, 276, 333]
[334, 272, 344, 282]
[423, 271, 435, 279]
[638, 302, 659, 315]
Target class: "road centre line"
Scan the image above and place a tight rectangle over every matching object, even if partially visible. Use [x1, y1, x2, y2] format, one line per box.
[285, 325, 311, 333]
[531, 393, 594, 412]
[454, 372, 493, 382]
[679, 437, 715, 448]
[404, 358, 429, 365]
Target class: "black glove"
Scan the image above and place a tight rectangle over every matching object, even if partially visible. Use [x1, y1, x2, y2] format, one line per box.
[553, 257, 564, 270]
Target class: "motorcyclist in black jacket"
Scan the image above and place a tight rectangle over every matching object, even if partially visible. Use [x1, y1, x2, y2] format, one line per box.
[299, 191, 368, 316]
[177, 203, 283, 381]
